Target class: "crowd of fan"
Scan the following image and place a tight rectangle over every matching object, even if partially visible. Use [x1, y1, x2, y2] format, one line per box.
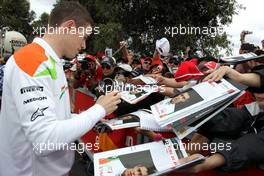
[64, 39, 219, 98]
[63, 32, 264, 111]
[59, 31, 264, 174]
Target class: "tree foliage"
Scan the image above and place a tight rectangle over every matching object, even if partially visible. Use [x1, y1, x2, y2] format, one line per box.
[32, 12, 49, 29]
[55, 0, 243, 56]
[0, 0, 36, 39]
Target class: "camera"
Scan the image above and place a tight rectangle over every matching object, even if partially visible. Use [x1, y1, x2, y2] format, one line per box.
[244, 30, 253, 35]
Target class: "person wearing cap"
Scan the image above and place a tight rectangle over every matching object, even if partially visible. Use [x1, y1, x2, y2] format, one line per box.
[155, 38, 170, 57]
[114, 63, 133, 83]
[131, 58, 142, 70]
[73, 54, 103, 90]
[116, 63, 149, 85]
[140, 56, 153, 73]
[149, 43, 201, 92]
[147, 59, 204, 97]
[149, 37, 172, 75]
[101, 56, 117, 79]
[169, 59, 220, 95]
[173, 60, 204, 82]
[197, 61, 220, 74]
[129, 58, 144, 77]
[149, 61, 163, 75]
[149, 50, 164, 75]
[0, 2, 121, 176]
[141, 53, 163, 75]
[166, 55, 182, 75]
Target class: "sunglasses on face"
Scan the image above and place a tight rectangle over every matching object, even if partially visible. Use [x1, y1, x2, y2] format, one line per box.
[81, 61, 95, 70]
[101, 64, 111, 70]
[143, 61, 152, 65]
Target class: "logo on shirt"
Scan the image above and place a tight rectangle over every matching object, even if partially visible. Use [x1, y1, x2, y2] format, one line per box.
[23, 96, 47, 104]
[31, 107, 48, 121]
[20, 86, 43, 94]
[34, 56, 57, 80]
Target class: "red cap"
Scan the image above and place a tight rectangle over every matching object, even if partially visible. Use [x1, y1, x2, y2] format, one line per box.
[174, 61, 204, 82]
[84, 54, 96, 61]
[204, 61, 220, 70]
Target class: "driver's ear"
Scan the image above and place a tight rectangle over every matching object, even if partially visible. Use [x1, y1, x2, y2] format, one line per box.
[60, 20, 76, 29]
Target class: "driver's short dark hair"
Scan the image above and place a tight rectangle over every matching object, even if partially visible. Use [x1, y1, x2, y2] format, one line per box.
[48, 1, 94, 27]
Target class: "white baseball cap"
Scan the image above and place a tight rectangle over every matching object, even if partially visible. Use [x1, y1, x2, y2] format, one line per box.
[156, 37, 170, 56]
[116, 63, 132, 72]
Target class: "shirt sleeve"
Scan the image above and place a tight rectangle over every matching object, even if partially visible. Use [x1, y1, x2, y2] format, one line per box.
[248, 69, 264, 93]
[11, 65, 105, 156]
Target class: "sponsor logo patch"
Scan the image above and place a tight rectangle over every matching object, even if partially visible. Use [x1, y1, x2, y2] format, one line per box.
[23, 96, 47, 104]
[31, 107, 48, 121]
[20, 86, 43, 94]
